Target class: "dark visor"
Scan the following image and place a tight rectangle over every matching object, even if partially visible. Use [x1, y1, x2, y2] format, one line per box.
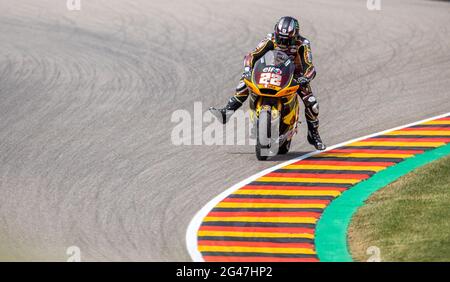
[275, 35, 295, 47]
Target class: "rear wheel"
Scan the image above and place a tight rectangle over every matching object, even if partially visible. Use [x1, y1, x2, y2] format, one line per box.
[256, 109, 271, 161]
[278, 140, 291, 155]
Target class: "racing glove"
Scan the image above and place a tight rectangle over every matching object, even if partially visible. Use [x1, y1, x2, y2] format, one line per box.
[295, 76, 310, 86]
[243, 66, 252, 80]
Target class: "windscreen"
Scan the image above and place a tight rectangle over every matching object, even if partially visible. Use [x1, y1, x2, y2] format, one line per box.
[252, 50, 295, 91]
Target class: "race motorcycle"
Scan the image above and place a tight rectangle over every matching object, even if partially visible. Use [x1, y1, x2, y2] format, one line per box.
[244, 50, 301, 160]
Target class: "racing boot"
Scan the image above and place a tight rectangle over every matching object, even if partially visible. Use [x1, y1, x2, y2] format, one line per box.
[307, 120, 326, 151]
[209, 96, 242, 124]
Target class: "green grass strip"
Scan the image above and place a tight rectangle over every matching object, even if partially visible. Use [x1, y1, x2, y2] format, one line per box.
[315, 143, 450, 262]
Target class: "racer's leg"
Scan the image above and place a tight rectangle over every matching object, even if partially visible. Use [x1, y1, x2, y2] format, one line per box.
[209, 79, 249, 124]
[298, 84, 326, 150]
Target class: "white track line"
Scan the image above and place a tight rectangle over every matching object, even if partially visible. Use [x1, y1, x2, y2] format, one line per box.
[185, 111, 450, 262]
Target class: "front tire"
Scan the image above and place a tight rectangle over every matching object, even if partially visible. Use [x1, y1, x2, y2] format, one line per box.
[256, 109, 271, 161]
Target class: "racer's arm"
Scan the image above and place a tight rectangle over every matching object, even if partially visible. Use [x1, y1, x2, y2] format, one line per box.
[243, 39, 275, 69]
[298, 39, 316, 81]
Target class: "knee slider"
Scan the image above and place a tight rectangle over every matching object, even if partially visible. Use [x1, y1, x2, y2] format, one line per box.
[305, 95, 319, 115]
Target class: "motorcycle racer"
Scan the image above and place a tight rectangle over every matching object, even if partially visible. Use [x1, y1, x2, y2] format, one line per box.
[210, 16, 326, 151]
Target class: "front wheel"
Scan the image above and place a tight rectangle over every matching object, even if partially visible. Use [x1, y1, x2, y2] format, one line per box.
[256, 109, 271, 161]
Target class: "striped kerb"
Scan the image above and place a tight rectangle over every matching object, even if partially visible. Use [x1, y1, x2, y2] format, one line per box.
[197, 116, 450, 262]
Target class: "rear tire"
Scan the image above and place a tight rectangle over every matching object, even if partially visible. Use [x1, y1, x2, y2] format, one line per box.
[278, 140, 291, 155]
[256, 109, 271, 161]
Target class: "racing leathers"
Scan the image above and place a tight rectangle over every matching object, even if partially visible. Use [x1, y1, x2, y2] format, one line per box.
[210, 33, 326, 150]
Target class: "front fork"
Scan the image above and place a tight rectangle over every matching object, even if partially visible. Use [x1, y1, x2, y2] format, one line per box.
[251, 96, 282, 158]
[250, 95, 299, 136]
[249, 95, 282, 123]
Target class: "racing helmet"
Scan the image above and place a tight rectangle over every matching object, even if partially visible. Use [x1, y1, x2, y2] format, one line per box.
[274, 16, 300, 49]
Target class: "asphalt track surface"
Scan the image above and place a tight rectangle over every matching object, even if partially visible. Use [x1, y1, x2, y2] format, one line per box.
[0, 0, 449, 261]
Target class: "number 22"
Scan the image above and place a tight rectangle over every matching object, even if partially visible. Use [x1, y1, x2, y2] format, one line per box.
[259, 73, 281, 86]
